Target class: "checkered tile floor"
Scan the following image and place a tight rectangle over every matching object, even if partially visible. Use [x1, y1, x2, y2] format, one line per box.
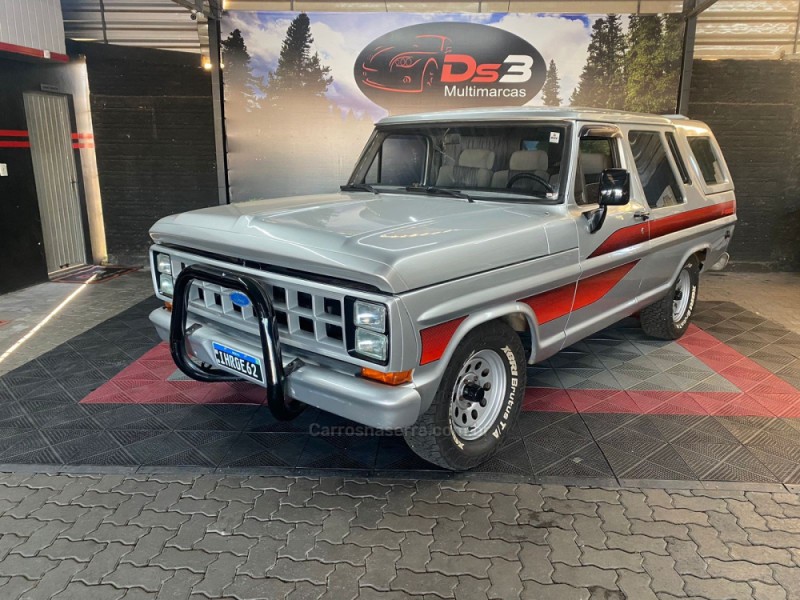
[1, 299, 800, 485]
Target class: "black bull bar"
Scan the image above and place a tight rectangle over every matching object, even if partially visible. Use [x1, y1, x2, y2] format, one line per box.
[169, 264, 303, 420]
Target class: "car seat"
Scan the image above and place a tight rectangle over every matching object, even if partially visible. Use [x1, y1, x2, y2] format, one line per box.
[491, 150, 549, 189]
[435, 149, 495, 188]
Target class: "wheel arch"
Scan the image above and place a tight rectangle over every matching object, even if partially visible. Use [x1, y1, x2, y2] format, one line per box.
[412, 302, 539, 418]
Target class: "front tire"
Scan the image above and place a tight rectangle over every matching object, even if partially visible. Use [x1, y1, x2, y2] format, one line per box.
[403, 321, 526, 470]
[640, 255, 699, 340]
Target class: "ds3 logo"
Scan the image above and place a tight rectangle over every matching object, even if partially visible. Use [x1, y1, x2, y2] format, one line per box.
[441, 54, 535, 84]
[354, 22, 546, 110]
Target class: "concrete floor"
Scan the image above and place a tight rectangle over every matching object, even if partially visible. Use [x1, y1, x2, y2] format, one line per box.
[0, 272, 153, 377]
[701, 272, 800, 335]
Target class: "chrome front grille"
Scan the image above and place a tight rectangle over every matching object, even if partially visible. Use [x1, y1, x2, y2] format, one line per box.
[169, 257, 348, 356]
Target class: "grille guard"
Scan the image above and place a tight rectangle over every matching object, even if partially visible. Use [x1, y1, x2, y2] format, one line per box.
[169, 264, 299, 419]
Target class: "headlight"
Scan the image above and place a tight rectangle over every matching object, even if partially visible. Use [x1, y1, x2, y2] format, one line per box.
[156, 253, 172, 275]
[355, 328, 388, 362]
[354, 300, 386, 332]
[159, 275, 174, 297]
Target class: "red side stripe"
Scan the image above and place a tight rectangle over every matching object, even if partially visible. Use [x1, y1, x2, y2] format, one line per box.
[71, 133, 94, 140]
[0, 141, 31, 148]
[589, 222, 650, 258]
[0, 41, 68, 62]
[419, 317, 466, 365]
[72, 143, 95, 149]
[0, 130, 28, 137]
[573, 261, 639, 312]
[522, 283, 576, 325]
[589, 200, 736, 258]
[421, 261, 639, 364]
[522, 260, 639, 325]
[649, 200, 736, 240]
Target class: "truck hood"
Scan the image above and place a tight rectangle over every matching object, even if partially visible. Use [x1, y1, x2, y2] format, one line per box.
[149, 192, 568, 294]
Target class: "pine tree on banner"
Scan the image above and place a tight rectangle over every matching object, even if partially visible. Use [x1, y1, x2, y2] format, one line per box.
[267, 13, 333, 109]
[656, 14, 685, 112]
[220, 29, 264, 112]
[570, 15, 627, 109]
[625, 15, 664, 113]
[542, 59, 562, 107]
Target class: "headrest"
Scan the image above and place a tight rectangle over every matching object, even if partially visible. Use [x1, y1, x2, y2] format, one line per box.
[458, 148, 495, 170]
[509, 150, 548, 172]
[581, 153, 611, 175]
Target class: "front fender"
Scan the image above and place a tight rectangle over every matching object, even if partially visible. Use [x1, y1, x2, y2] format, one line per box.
[411, 302, 541, 414]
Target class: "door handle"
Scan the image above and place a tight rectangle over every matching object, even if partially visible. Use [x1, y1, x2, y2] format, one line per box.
[633, 211, 650, 221]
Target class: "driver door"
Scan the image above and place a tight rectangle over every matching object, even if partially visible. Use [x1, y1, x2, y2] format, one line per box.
[562, 124, 650, 347]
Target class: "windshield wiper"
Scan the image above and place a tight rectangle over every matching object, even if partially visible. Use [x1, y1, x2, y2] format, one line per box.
[405, 185, 474, 203]
[340, 183, 378, 194]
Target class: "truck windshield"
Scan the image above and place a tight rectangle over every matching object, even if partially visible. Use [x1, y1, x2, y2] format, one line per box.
[347, 123, 569, 203]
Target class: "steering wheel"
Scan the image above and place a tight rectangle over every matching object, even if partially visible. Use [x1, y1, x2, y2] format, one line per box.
[507, 172, 554, 194]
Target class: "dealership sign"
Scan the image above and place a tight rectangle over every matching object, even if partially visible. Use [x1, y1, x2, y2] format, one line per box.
[354, 22, 547, 110]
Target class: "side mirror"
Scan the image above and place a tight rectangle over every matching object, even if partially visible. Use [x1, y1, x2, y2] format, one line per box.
[598, 169, 630, 206]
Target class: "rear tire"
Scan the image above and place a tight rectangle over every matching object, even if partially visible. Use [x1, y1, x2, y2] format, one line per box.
[403, 321, 526, 470]
[640, 255, 699, 340]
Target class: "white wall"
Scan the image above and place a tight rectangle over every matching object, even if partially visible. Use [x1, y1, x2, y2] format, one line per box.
[0, 0, 66, 55]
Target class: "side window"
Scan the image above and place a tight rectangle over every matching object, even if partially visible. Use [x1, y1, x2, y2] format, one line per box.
[575, 137, 616, 206]
[665, 132, 691, 184]
[688, 136, 725, 185]
[365, 135, 426, 186]
[628, 130, 684, 209]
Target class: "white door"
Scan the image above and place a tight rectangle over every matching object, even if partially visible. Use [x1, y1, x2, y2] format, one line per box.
[24, 93, 87, 274]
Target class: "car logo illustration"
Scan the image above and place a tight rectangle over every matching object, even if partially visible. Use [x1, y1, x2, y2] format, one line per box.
[229, 292, 250, 308]
[361, 34, 452, 94]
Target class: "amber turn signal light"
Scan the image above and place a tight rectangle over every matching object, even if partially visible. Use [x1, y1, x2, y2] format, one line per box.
[164, 302, 173, 312]
[360, 368, 413, 385]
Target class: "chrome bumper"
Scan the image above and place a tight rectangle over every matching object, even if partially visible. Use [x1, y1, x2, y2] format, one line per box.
[150, 307, 422, 429]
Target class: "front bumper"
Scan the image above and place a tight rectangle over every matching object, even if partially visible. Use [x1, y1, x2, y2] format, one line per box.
[150, 306, 421, 429]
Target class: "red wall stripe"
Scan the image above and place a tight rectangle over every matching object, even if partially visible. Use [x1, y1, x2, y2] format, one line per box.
[0, 130, 29, 138]
[0, 141, 31, 148]
[589, 200, 736, 258]
[419, 317, 466, 365]
[0, 41, 68, 63]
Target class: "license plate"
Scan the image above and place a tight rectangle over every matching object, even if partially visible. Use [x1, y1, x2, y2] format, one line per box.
[212, 342, 264, 383]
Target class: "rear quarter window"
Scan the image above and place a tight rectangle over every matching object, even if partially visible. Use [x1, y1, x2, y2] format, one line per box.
[688, 136, 726, 185]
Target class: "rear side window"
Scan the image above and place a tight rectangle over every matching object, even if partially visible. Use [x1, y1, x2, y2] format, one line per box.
[688, 136, 725, 185]
[665, 132, 691, 184]
[628, 130, 683, 209]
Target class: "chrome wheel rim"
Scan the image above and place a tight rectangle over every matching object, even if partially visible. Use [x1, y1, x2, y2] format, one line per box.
[450, 349, 506, 441]
[672, 269, 692, 323]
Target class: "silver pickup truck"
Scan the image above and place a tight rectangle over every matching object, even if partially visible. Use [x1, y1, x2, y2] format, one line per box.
[148, 107, 736, 470]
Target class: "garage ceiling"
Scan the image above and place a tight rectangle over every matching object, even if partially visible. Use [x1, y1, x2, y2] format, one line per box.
[60, 0, 800, 59]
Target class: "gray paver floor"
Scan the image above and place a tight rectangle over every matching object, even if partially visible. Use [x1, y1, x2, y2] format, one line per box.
[0, 473, 799, 600]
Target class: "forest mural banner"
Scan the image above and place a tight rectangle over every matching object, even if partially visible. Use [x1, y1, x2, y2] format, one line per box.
[221, 12, 685, 201]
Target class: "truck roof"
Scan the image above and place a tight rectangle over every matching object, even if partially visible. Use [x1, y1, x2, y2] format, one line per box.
[378, 106, 689, 127]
